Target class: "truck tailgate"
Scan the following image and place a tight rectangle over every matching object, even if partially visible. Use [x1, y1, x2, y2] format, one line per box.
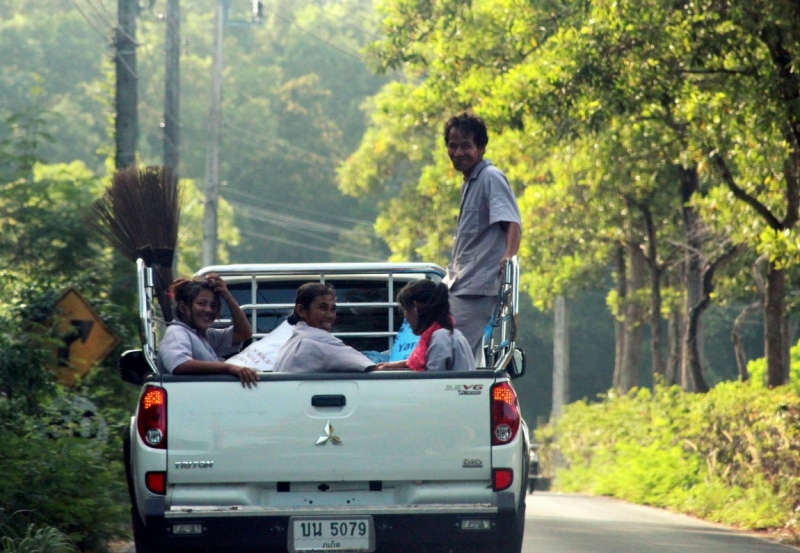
[164, 373, 494, 484]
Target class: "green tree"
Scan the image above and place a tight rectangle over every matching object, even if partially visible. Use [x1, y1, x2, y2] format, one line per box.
[345, 0, 800, 395]
[0, 0, 391, 268]
[0, 113, 136, 552]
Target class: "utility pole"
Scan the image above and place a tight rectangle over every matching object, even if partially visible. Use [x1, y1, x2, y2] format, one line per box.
[551, 296, 570, 419]
[202, 0, 225, 267]
[163, 0, 180, 173]
[115, 0, 138, 169]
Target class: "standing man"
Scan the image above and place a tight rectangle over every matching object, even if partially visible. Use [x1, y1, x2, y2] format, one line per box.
[442, 112, 522, 359]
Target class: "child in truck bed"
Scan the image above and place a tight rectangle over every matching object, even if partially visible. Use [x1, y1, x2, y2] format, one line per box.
[273, 283, 375, 373]
[157, 274, 259, 387]
[376, 279, 475, 372]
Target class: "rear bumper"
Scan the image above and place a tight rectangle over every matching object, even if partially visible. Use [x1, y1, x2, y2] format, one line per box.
[144, 495, 520, 551]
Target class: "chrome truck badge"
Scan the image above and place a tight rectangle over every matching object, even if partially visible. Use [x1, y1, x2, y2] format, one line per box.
[174, 461, 214, 469]
[316, 421, 342, 446]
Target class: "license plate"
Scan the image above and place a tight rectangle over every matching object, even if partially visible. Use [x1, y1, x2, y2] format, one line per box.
[288, 516, 374, 552]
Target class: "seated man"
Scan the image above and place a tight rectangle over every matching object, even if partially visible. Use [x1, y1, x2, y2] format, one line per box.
[273, 283, 375, 373]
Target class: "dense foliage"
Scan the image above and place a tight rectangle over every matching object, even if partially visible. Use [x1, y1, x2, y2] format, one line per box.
[0, 525, 76, 553]
[0, 0, 389, 264]
[539, 376, 800, 531]
[342, 0, 800, 390]
[0, 258, 136, 552]
[0, 115, 137, 550]
[0, 0, 397, 547]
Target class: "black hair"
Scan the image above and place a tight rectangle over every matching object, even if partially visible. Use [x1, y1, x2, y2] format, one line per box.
[396, 280, 453, 334]
[444, 112, 489, 149]
[287, 282, 336, 325]
[168, 277, 222, 325]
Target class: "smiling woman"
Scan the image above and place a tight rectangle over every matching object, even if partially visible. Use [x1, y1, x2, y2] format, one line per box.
[156, 274, 259, 387]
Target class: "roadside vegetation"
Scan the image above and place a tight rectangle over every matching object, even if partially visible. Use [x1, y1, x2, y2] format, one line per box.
[537, 345, 800, 535]
[0, 0, 386, 550]
[0, 117, 138, 551]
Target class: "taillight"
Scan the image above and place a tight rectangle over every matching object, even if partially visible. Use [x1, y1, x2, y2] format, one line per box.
[146, 471, 166, 494]
[491, 382, 520, 445]
[137, 386, 167, 449]
[492, 468, 513, 491]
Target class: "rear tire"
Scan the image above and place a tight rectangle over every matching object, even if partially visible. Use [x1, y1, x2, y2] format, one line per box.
[497, 495, 526, 553]
[131, 506, 162, 553]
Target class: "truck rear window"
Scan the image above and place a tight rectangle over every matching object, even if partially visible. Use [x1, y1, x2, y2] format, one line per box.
[223, 279, 411, 352]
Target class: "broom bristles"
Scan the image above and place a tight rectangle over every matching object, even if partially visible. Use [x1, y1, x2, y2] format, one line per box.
[90, 165, 182, 319]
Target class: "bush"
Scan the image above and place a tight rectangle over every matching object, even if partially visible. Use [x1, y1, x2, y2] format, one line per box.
[0, 525, 76, 553]
[0, 284, 136, 552]
[747, 338, 800, 393]
[0, 407, 130, 552]
[537, 382, 800, 531]
[0, 125, 140, 552]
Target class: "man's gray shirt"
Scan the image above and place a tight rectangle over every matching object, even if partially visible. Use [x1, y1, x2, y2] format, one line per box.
[444, 159, 521, 296]
[273, 322, 374, 373]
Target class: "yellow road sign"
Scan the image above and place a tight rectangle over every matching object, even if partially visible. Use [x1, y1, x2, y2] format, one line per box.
[54, 288, 121, 386]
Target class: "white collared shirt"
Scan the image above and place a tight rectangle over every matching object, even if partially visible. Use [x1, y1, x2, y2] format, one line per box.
[156, 321, 239, 373]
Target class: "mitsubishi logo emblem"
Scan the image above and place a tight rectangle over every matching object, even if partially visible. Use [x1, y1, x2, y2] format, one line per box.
[316, 421, 342, 446]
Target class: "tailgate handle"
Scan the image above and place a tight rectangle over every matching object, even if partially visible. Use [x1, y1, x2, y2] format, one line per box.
[312, 395, 346, 407]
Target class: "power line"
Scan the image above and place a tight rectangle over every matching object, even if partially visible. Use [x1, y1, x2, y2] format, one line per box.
[262, 5, 363, 60]
[306, 0, 381, 36]
[232, 202, 377, 258]
[299, 0, 381, 40]
[81, 0, 117, 33]
[221, 121, 333, 165]
[69, 0, 141, 80]
[230, 200, 372, 238]
[72, 0, 141, 46]
[89, 0, 114, 18]
[224, 187, 374, 227]
[220, 129, 327, 169]
[68, 0, 112, 41]
[239, 228, 381, 261]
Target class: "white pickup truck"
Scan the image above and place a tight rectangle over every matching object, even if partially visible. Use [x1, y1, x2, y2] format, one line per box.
[121, 260, 529, 553]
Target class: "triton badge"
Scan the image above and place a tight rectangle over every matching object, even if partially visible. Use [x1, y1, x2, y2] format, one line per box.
[316, 421, 342, 446]
[174, 461, 214, 469]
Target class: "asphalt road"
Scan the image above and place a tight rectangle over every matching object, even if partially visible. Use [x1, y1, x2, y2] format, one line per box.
[115, 492, 798, 552]
[525, 492, 799, 553]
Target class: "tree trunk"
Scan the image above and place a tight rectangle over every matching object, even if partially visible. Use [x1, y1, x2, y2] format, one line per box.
[649, 267, 664, 382]
[765, 263, 785, 387]
[680, 166, 703, 391]
[789, 317, 798, 381]
[666, 301, 682, 386]
[620, 238, 644, 393]
[613, 244, 626, 390]
[684, 300, 710, 393]
[732, 254, 766, 382]
[686, 244, 743, 393]
[731, 301, 760, 382]
[552, 296, 569, 419]
[782, 313, 791, 384]
[640, 204, 664, 381]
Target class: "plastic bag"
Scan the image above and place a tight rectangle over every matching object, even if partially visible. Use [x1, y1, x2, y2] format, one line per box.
[226, 320, 293, 372]
[389, 319, 419, 361]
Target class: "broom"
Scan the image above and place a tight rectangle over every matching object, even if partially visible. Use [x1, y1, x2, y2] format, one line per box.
[90, 165, 181, 321]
